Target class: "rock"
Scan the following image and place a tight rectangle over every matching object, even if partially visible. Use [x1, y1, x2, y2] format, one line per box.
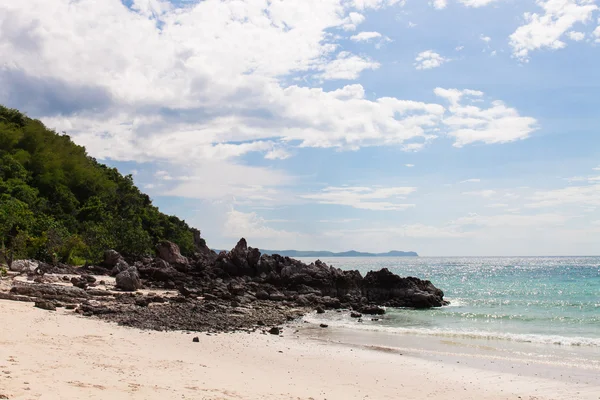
[269, 327, 281, 335]
[111, 259, 130, 277]
[371, 318, 379, 321]
[350, 312, 362, 318]
[316, 306, 325, 314]
[103, 250, 123, 267]
[360, 305, 385, 315]
[320, 323, 329, 328]
[83, 275, 97, 283]
[156, 241, 188, 265]
[34, 301, 56, 311]
[11, 284, 88, 300]
[192, 337, 199, 342]
[361, 268, 445, 308]
[269, 292, 285, 301]
[9, 260, 38, 273]
[135, 298, 151, 307]
[70, 277, 88, 289]
[115, 267, 142, 292]
[65, 304, 77, 310]
[255, 290, 270, 300]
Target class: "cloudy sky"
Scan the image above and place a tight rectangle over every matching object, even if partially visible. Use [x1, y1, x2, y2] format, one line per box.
[1, 0, 599, 255]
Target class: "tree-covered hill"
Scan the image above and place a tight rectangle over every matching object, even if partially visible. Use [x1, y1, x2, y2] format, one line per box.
[0, 105, 198, 265]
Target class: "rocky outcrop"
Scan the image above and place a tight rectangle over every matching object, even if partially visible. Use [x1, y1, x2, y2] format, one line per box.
[115, 267, 142, 292]
[362, 268, 446, 308]
[9, 259, 38, 273]
[156, 241, 189, 267]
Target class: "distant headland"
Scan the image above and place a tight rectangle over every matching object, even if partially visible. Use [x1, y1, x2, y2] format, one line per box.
[212, 249, 418, 257]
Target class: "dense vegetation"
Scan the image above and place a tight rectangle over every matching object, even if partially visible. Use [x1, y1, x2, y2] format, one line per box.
[0, 105, 197, 265]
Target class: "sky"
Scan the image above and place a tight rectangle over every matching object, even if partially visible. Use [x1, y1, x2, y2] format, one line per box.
[1, 0, 599, 256]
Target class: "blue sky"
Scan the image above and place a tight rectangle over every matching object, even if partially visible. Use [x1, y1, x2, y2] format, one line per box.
[1, 0, 599, 255]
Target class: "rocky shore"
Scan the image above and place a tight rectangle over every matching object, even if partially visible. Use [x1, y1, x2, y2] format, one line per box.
[0, 237, 447, 333]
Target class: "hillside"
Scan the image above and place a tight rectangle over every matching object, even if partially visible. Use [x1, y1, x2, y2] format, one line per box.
[0, 105, 199, 265]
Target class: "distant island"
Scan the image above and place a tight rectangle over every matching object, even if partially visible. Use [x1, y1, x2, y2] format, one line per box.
[213, 249, 418, 257]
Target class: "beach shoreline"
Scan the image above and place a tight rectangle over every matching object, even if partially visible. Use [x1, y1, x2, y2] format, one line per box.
[2, 299, 599, 400]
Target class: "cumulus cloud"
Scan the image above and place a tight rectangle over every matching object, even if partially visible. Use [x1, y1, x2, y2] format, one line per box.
[350, 31, 383, 41]
[462, 189, 496, 197]
[510, 0, 598, 60]
[302, 186, 417, 210]
[567, 30, 586, 40]
[414, 50, 450, 70]
[435, 88, 538, 147]
[223, 209, 297, 240]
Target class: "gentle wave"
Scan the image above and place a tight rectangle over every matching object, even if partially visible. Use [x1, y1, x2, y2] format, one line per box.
[303, 315, 600, 347]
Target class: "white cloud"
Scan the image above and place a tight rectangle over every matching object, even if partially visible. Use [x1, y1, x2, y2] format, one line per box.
[460, 178, 481, 183]
[342, 12, 366, 31]
[414, 50, 450, 70]
[302, 186, 417, 210]
[486, 203, 509, 208]
[408, 21, 417, 28]
[480, 35, 492, 43]
[456, 45, 465, 51]
[527, 183, 600, 208]
[462, 189, 496, 197]
[594, 24, 600, 42]
[567, 30, 586, 40]
[324, 224, 472, 239]
[350, 31, 383, 41]
[453, 212, 569, 227]
[435, 88, 538, 147]
[265, 147, 292, 160]
[405, 164, 415, 167]
[223, 209, 297, 239]
[459, 0, 502, 6]
[316, 51, 381, 80]
[431, 0, 448, 9]
[510, 0, 598, 60]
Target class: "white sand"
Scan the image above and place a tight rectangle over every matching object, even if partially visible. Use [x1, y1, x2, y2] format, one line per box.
[1, 299, 598, 400]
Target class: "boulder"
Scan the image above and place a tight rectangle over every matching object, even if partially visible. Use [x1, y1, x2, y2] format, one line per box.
[315, 306, 325, 314]
[156, 241, 188, 265]
[9, 259, 38, 273]
[350, 312, 362, 318]
[269, 327, 281, 335]
[360, 305, 385, 315]
[103, 250, 123, 267]
[70, 276, 88, 289]
[111, 259, 130, 277]
[34, 301, 56, 311]
[115, 267, 142, 292]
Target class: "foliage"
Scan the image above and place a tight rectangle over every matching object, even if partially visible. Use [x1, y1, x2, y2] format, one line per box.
[0, 105, 198, 264]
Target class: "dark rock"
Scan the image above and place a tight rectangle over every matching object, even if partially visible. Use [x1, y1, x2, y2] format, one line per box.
[255, 290, 269, 300]
[65, 304, 77, 310]
[135, 298, 151, 307]
[115, 267, 142, 292]
[11, 284, 88, 301]
[320, 323, 328, 328]
[315, 306, 325, 314]
[360, 305, 385, 315]
[350, 312, 362, 318]
[371, 318, 379, 321]
[269, 327, 281, 335]
[192, 337, 199, 342]
[70, 277, 88, 289]
[103, 250, 123, 268]
[83, 275, 97, 283]
[34, 301, 56, 311]
[362, 268, 445, 308]
[257, 320, 265, 326]
[111, 259, 130, 277]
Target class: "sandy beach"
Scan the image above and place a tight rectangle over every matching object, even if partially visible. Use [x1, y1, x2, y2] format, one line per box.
[1, 299, 598, 400]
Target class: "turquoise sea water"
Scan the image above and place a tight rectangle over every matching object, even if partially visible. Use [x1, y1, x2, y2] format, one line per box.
[298, 256, 600, 347]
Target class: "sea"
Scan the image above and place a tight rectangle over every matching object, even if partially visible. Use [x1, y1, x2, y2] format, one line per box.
[297, 256, 600, 375]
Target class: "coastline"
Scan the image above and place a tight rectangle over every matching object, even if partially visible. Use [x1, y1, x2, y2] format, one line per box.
[2, 299, 599, 400]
